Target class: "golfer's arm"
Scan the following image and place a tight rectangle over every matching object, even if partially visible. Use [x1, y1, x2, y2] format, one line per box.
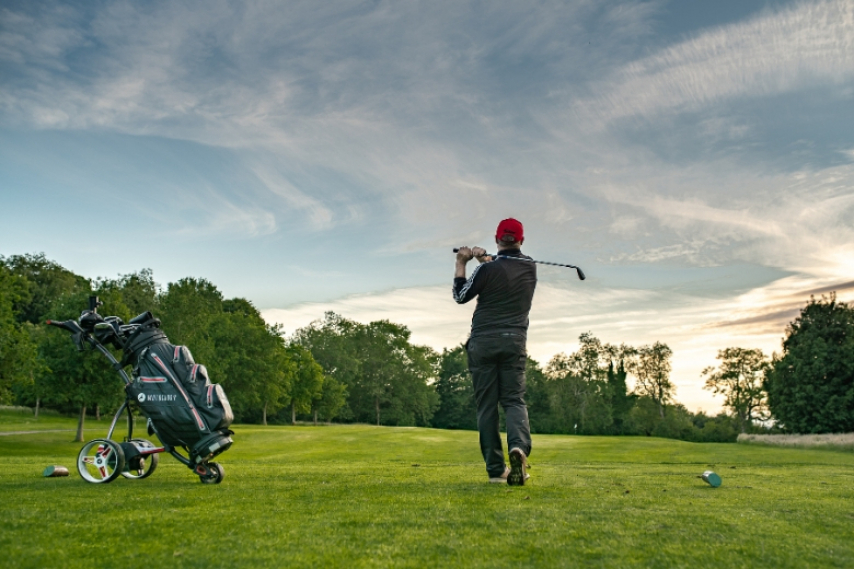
[453, 263, 486, 304]
[455, 261, 467, 279]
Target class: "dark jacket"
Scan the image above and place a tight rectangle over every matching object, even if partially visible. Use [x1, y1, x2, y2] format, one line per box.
[452, 249, 537, 337]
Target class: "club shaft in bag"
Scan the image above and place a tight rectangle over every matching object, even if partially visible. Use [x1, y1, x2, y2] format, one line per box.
[452, 248, 586, 280]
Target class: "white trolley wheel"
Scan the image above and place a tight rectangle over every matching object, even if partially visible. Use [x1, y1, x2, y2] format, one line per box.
[121, 439, 160, 480]
[77, 439, 126, 484]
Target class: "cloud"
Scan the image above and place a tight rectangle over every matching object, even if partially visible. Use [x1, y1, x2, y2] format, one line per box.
[583, 0, 854, 123]
[592, 158, 854, 282]
[0, 4, 85, 69]
[603, 185, 787, 241]
[710, 308, 802, 330]
[14, 0, 851, 257]
[803, 279, 854, 296]
[612, 241, 710, 264]
[136, 182, 279, 238]
[246, 161, 336, 231]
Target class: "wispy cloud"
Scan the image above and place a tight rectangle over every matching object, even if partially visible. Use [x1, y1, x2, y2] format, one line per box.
[594, 158, 854, 281]
[129, 182, 278, 239]
[247, 161, 336, 231]
[11, 0, 849, 255]
[803, 279, 854, 296]
[583, 0, 854, 123]
[709, 308, 802, 330]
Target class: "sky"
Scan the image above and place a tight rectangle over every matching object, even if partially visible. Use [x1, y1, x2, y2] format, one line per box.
[2, 0, 853, 412]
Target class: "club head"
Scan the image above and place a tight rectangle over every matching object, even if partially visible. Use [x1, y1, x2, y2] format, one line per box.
[576, 268, 586, 281]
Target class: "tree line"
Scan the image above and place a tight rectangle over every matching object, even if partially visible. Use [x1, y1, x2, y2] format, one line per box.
[2, 253, 852, 440]
[0, 254, 340, 440]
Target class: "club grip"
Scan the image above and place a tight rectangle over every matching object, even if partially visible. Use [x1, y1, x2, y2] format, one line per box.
[453, 248, 495, 257]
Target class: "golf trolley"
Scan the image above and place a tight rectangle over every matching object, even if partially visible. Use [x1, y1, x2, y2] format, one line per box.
[48, 297, 234, 484]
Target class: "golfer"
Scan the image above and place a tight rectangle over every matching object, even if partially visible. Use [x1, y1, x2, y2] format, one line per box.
[453, 218, 537, 485]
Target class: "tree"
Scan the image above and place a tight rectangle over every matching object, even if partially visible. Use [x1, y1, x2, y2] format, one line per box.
[294, 313, 439, 427]
[11, 323, 50, 416]
[294, 312, 363, 421]
[312, 375, 347, 425]
[702, 348, 769, 433]
[627, 395, 661, 436]
[652, 402, 694, 439]
[690, 411, 739, 442]
[355, 321, 438, 426]
[94, 270, 158, 320]
[764, 294, 854, 433]
[523, 356, 550, 432]
[602, 343, 637, 434]
[287, 344, 325, 424]
[543, 354, 587, 433]
[627, 397, 693, 439]
[544, 346, 613, 435]
[39, 290, 120, 441]
[3, 253, 89, 324]
[208, 299, 290, 423]
[4, 260, 124, 437]
[536, 334, 614, 435]
[431, 345, 476, 430]
[158, 277, 223, 365]
[353, 320, 406, 426]
[631, 342, 674, 419]
[0, 262, 38, 403]
[258, 337, 295, 426]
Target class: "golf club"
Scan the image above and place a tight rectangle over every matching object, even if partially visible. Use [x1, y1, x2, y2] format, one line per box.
[453, 248, 586, 281]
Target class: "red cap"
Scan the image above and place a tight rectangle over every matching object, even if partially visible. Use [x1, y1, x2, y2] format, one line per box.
[496, 218, 524, 243]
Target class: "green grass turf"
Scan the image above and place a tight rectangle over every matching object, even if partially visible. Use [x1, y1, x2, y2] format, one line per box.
[0, 407, 77, 432]
[1, 411, 853, 568]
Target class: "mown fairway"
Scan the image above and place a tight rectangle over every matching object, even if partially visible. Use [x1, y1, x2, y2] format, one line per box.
[1, 411, 853, 568]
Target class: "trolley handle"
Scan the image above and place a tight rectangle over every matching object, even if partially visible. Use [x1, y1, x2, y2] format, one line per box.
[46, 319, 87, 351]
[46, 319, 84, 334]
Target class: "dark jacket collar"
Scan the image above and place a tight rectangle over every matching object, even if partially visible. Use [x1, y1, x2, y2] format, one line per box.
[496, 248, 523, 257]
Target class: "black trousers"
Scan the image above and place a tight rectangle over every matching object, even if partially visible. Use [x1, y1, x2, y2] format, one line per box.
[466, 333, 532, 478]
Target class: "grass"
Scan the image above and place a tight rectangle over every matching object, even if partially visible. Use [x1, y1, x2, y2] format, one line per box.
[0, 406, 146, 433]
[0, 408, 73, 432]
[1, 411, 853, 568]
[739, 432, 854, 452]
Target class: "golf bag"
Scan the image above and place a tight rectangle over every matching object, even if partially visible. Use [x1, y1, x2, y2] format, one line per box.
[122, 314, 234, 460]
[49, 297, 234, 484]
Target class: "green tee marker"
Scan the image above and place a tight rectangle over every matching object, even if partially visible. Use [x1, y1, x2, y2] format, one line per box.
[701, 470, 721, 487]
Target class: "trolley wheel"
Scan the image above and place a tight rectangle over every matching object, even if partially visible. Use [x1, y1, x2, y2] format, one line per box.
[121, 439, 159, 480]
[199, 462, 225, 484]
[77, 439, 126, 484]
